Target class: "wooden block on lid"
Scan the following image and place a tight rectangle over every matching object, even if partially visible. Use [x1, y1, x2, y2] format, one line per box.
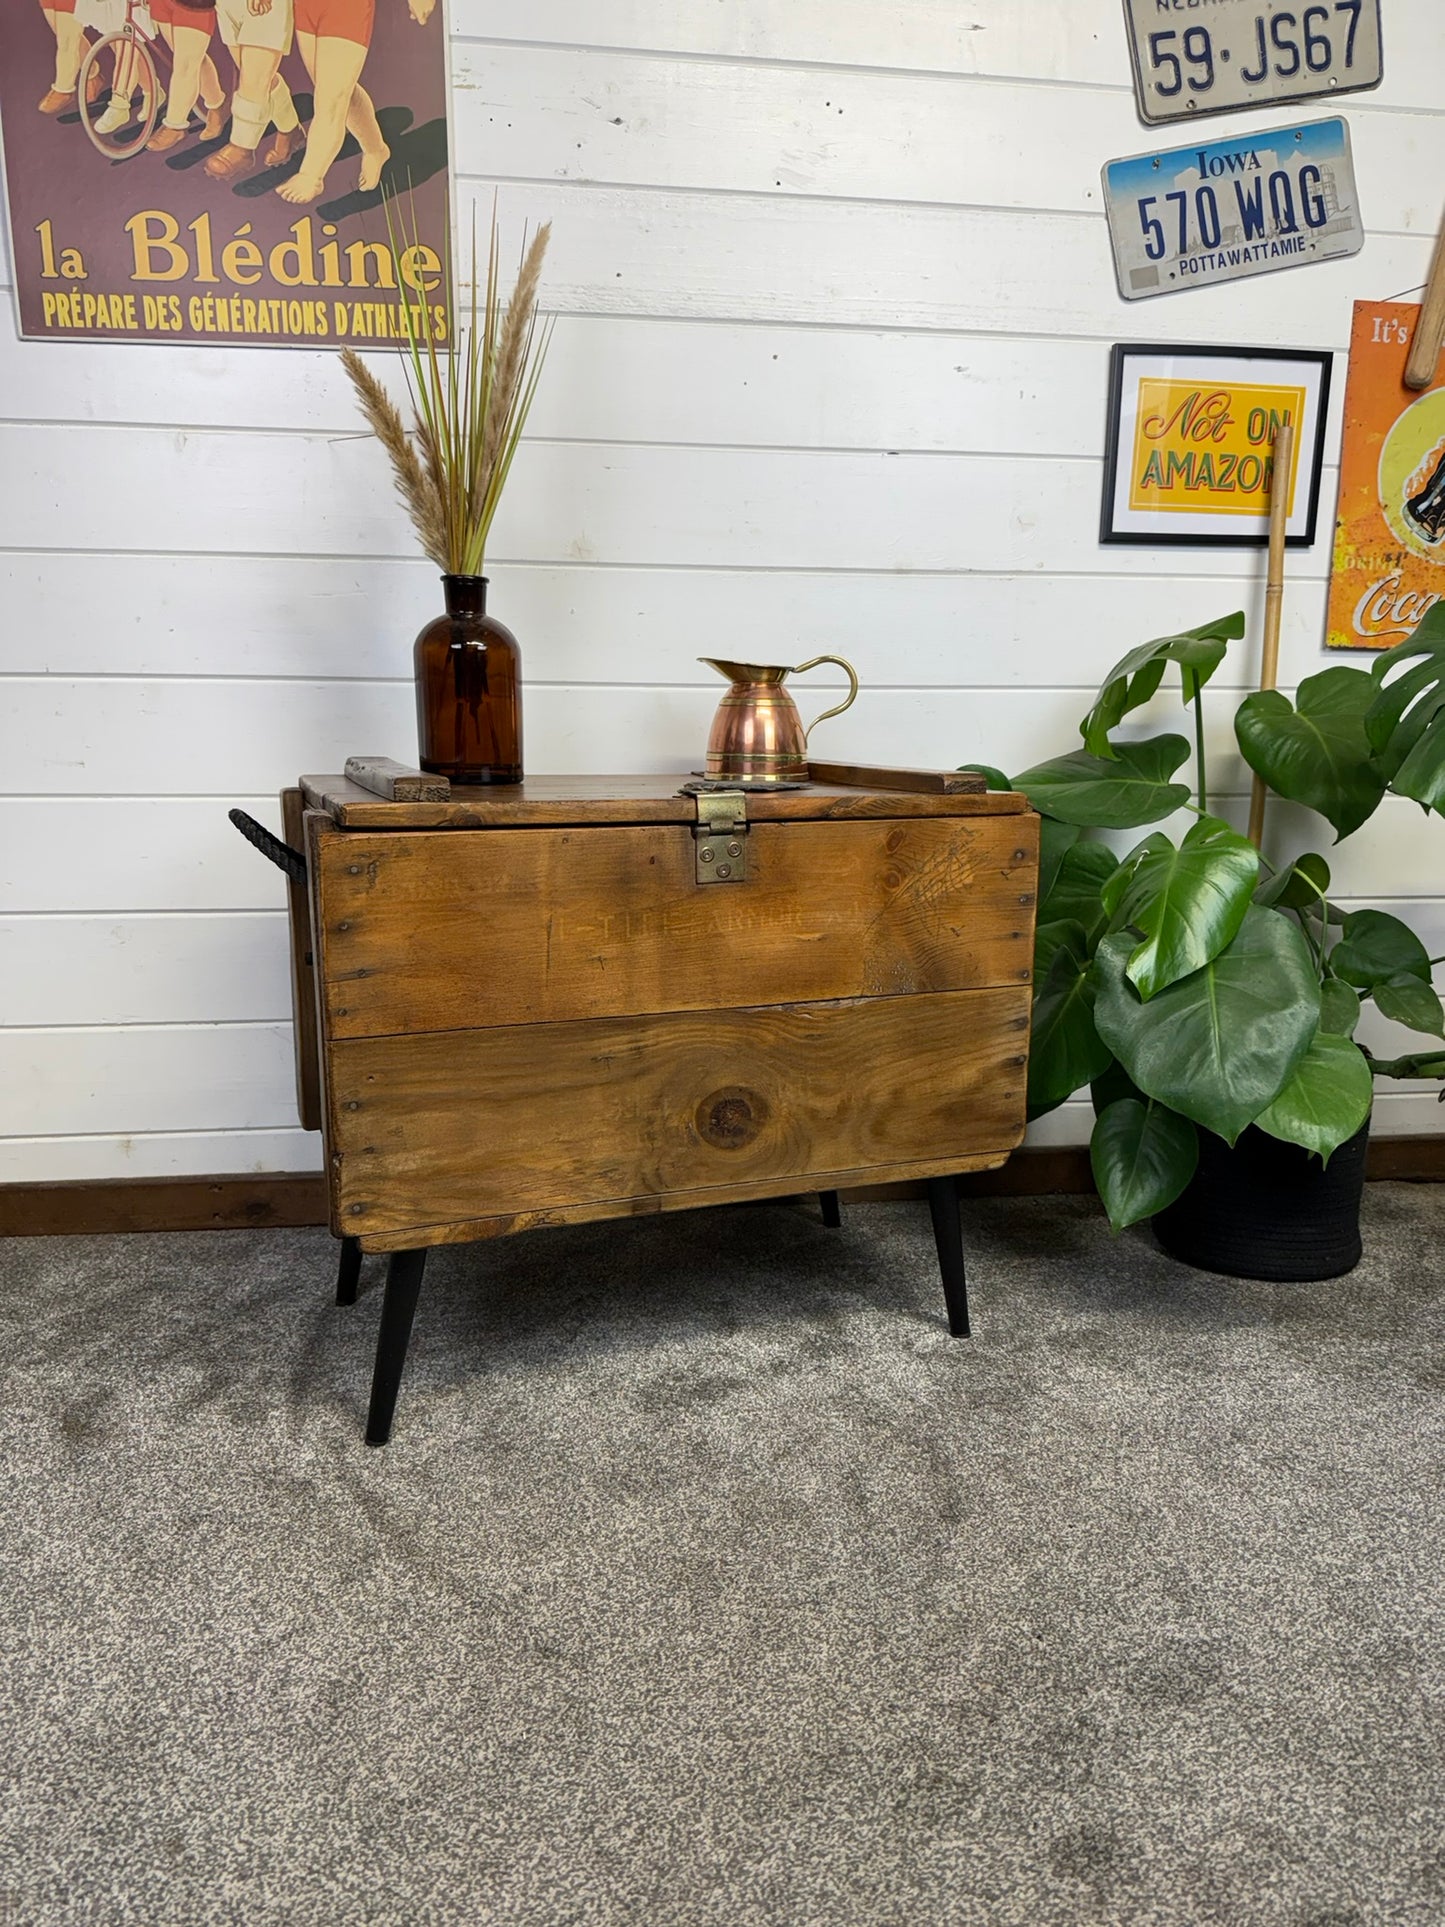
[344, 756, 451, 804]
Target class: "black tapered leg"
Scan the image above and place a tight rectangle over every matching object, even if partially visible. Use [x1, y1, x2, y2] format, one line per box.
[926, 1175, 970, 1337]
[819, 1189, 843, 1229]
[336, 1235, 363, 1307]
[365, 1248, 428, 1446]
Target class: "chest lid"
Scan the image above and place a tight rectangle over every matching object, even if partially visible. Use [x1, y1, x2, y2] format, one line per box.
[300, 761, 1030, 831]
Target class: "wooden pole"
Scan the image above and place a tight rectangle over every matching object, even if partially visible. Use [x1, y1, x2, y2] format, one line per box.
[1248, 420, 1295, 850]
[1404, 207, 1445, 391]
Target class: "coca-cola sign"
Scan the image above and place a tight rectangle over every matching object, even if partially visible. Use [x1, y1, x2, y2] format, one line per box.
[1350, 576, 1443, 650]
[1327, 303, 1445, 652]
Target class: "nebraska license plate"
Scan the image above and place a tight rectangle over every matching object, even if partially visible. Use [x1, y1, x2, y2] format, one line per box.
[1124, 0, 1382, 125]
[1103, 117, 1363, 301]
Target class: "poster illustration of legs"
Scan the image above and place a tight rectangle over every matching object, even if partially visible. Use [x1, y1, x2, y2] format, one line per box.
[2, 0, 449, 346]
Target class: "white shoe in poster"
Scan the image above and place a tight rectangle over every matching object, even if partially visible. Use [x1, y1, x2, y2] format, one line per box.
[93, 94, 134, 133]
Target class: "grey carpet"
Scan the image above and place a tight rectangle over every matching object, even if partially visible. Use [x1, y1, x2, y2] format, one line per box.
[2, 1188, 1444, 1927]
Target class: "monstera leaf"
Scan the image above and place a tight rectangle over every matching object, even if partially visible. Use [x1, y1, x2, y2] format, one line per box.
[1366, 604, 1445, 813]
[1255, 852, 1332, 913]
[1089, 1098, 1199, 1232]
[1036, 815, 1083, 906]
[1028, 926, 1113, 1118]
[1034, 917, 1086, 983]
[1038, 840, 1118, 950]
[1374, 974, 1445, 1039]
[1013, 735, 1192, 829]
[1235, 667, 1386, 838]
[1101, 814, 1259, 1001]
[1330, 908, 1433, 990]
[1079, 612, 1245, 759]
[1319, 979, 1362, 1038]
[1092, 906, 1320, 1144]
[1255, 1030, 1374, 1161]
[1090, 1059, 1142, 1115]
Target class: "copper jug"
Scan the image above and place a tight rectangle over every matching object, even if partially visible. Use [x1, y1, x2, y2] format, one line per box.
[700, 655, 860, 783]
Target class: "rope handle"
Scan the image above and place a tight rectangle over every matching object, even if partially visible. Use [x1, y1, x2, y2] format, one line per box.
[228, 808, 306, 885]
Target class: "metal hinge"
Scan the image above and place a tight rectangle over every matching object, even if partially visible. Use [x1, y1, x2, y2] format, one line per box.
[691, 789, 749, 884]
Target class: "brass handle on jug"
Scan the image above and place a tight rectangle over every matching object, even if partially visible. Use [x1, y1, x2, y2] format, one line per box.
[793, 655, 860, 742]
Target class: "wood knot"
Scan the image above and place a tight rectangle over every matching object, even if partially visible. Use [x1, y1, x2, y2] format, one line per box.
[696, 1086, 769, 1150]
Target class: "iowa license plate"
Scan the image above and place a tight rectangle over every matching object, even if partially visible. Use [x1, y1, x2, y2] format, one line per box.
[1124, 0, 1382, 125]
[1103, 118, 1363, 301]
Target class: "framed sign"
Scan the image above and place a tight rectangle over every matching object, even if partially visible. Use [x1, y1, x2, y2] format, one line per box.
[1327, 301, 1445, 651]
[1103, 118, 1363, 301]
[1101, 343, 1332, 547]
[0, 0, 450, 348]
[1122, 0, 1382, 127]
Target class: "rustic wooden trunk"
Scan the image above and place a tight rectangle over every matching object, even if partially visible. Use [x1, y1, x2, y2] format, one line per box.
[285, 767, 1038, 1440]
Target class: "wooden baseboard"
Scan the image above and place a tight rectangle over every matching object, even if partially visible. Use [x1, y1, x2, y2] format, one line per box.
[0, 1173, 328, 1237]
[3, 1139, 1442, 1237]
[1363, 1136, 1445, 1181]
[851, 1135, 1445, 1202]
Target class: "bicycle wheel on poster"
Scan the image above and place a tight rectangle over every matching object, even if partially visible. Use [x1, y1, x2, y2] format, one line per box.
[77, 31, 163, 160]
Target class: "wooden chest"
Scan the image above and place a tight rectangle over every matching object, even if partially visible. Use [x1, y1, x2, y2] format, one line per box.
[285, 767, 1038, 1439]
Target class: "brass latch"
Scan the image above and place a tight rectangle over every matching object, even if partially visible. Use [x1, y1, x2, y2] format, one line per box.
[691, 789, 749, 884]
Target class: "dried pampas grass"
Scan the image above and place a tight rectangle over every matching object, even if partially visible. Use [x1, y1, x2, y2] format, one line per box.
[340, 347, 447, 567]
[342, 210, 552, 577]
[482, 222, 549, 479]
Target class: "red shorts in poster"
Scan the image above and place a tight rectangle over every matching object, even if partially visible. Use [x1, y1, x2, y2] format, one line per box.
[0, 0, 450, 347]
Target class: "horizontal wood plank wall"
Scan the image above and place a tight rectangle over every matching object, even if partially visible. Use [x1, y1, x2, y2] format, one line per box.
[2, 0, 1443, 1184]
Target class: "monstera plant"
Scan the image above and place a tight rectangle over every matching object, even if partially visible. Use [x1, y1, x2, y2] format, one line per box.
[966, 603, 1445, 1234]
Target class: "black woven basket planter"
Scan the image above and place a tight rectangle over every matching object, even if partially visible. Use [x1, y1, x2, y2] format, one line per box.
[1152, 1118, 1370, 1282]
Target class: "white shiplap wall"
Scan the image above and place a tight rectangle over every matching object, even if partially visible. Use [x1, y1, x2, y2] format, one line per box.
[3, 0, 1443, 1181]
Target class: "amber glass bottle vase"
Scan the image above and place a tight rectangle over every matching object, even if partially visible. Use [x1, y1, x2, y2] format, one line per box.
[414, 575, 523, 784]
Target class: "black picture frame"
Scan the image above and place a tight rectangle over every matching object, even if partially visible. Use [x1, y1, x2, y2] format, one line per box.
[1100, 342, 1333, 548]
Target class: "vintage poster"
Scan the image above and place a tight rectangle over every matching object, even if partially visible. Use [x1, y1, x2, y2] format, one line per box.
[1327, 301, 1445, 650]
[1101, 344, 1332, 547]
[0, 0, 449, 347]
